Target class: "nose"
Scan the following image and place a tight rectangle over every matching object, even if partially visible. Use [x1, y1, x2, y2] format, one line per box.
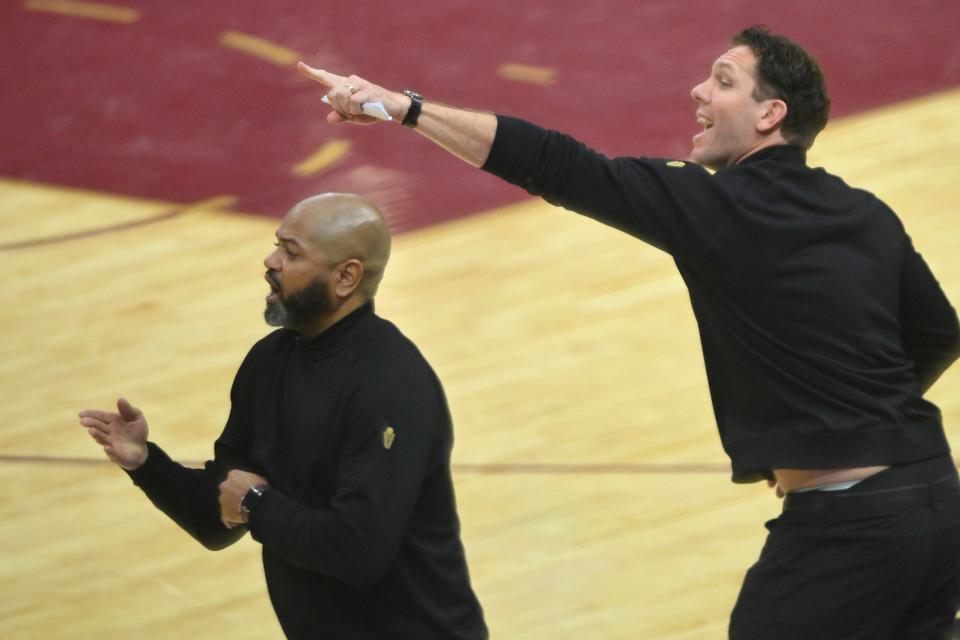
[264, 246, 281, 271]
[690, 79, 708, 104]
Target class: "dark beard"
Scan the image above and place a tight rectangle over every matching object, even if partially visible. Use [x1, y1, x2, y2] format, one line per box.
[264, 273, 334, 329]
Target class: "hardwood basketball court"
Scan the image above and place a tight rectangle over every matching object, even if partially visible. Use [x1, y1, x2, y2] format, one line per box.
[1, 1, 959, 637]
[2, 88, 958, 638]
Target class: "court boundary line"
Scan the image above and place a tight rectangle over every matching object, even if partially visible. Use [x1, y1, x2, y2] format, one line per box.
[0, 195, 236, 251]
[0, 453, 732, 474]
[0, 208, 185, 251]
[4, 453, 957, 475]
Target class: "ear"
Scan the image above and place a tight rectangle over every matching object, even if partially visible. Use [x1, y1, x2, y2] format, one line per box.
[332, 259, 364, 299]
[756, 98, 788, 135]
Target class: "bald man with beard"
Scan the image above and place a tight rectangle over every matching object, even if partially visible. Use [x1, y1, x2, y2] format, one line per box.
[79, 194, 488, 640]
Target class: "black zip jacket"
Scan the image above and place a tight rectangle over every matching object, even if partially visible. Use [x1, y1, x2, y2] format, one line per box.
[483, 115, 960, 482]
[127, 303, 487, 639]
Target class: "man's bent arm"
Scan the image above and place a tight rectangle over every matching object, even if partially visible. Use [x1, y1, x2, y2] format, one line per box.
[126, 351, 261, 551]
[126, 442, 247, 550]
[899, 244, 960, 392]
[244, 372, 447, 590]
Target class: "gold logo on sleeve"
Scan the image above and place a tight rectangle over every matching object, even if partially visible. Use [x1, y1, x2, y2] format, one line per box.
[383, 426, 396, 450]
[666, 160, 686, 168]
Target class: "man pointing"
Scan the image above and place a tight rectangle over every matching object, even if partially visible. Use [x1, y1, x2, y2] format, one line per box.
[298, 25, 960, 638]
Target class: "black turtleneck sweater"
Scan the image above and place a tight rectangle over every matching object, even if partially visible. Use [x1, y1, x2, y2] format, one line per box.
[127, 303, 487, 639]
[483, 115, 960, 482]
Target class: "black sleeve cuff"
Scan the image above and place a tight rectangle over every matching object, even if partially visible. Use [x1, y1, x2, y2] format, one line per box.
[481, 115, 551, 188]
[245, 485, 291, 545]
[124, 441, 174, 489]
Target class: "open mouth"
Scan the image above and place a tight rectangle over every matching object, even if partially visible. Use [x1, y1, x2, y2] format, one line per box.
[692, 113, 714, 145]
[265, 272, 281, 302]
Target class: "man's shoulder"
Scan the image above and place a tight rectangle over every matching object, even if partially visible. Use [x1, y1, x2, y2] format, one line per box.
[363, 315, 428, 360]
[622, 156, 720, 204]
[252, 327, 295, 349]
[627, 156, 714, 178]
[358, 315, 437, 379]
[717, 152, 906, 230]
[241, 328, 295, 364]
[352, 318, 448, 419]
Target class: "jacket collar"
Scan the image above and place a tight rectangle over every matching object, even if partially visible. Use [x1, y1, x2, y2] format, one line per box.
[734, 143, 807, 168]
[296, 300, 375, 359]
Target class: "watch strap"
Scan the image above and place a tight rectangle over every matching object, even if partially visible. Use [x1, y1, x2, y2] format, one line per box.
[239, 483, 270, 522]
[401, 90, 423, 128]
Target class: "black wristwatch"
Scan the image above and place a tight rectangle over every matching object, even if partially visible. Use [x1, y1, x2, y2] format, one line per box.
[239, 483, 270, 523]
[401, 90, 424, 128]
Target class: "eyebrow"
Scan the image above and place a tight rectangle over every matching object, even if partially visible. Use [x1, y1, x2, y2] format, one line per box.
[714, 60, 738, 73]
[275, 232, 303, 249]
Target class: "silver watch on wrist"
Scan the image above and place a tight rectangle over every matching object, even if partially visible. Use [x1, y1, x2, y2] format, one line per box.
[239, 483, 269, 523]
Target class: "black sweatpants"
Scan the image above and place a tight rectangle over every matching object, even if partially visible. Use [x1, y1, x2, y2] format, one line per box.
[730, 455, 960, 640]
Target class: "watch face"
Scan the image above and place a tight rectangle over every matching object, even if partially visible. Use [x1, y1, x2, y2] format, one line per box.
[241, 484, 266, 513]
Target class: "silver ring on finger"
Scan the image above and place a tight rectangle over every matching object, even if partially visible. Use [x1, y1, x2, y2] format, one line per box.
[345, 83, 357, 94]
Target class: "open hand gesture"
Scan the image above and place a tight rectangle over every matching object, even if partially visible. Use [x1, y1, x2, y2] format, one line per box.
[79, 398, 149, 470]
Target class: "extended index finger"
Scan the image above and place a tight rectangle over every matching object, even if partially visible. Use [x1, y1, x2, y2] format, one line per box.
[297, 61, 343, 87]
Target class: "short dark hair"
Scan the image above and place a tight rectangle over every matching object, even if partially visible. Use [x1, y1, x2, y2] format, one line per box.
[732, 25, 830, 150]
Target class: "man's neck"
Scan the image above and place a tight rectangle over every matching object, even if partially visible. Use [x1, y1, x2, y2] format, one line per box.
[733, 132, 791, 166]
[295, 296, 368, 338]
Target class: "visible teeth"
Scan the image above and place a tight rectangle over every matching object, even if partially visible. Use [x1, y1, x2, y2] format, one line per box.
[697, 116, 713, 129]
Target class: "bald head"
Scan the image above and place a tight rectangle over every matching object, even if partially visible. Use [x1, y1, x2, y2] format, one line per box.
[284, 193, 391, 298]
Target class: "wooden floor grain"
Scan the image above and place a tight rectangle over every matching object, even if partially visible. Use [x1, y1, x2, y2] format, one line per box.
[1, 88, 958, 639]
